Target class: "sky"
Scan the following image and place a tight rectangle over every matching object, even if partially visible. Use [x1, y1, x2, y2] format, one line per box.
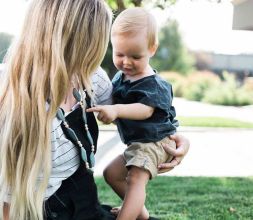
[1, 0, 253, 55]
[0, 0, 28, 36]
[151, 0, 253, 54]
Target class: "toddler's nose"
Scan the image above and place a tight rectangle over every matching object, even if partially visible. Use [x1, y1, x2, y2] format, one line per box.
[123, 57, 131, 65]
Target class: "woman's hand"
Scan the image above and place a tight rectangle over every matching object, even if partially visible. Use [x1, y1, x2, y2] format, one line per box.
[158, 133, 190, 173]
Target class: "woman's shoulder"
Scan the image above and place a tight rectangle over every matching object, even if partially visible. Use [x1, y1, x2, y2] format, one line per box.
[91, 67, 109, 82]
[91, 67, 113, 105]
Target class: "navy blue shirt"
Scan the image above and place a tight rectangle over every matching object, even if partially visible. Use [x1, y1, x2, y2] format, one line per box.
[112, 71, 178, 145]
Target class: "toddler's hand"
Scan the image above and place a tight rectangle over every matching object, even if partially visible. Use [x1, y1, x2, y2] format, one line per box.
[86, 105, 118, 124]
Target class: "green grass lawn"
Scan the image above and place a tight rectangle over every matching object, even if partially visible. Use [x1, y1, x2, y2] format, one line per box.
[96, 176, 253, 220]
[98, 116, 253, 129]
[178, 116, 253, 128]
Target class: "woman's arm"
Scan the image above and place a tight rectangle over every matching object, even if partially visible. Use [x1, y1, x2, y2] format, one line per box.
[158, 133, 190, 173]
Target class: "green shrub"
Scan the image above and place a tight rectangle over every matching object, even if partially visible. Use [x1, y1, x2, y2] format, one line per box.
[203, 85, 253, 106]
[160, 71, 253, 106]
[182, 71, 220, 101]
[159, 71, 187, 97]
[203, 73, 253, 106]
[243, 77, 253, 92]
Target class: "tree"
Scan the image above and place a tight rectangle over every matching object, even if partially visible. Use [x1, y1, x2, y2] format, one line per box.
[106, 0, 177, 12]
[151, 20, 195, 74]
[0, 32, 13, 63]
[106, 0, 223, 12]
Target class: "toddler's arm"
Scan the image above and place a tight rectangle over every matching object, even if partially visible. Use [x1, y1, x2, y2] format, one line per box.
[86, 103, 154, 124]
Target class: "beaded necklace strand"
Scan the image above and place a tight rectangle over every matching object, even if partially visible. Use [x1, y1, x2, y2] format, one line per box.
[56, 88, 95, 172]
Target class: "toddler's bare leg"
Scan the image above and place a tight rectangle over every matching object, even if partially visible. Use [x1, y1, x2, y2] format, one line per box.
[103, 154, 128, 199]
[117, 166, 150, 220]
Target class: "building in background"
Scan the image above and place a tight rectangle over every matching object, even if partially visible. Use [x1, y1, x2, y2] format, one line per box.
[192, 1, 253, 79]
[194, 51, 253, 80]
[233, 0, 253, 30]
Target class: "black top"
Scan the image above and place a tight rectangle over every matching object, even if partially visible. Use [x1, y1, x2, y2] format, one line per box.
[45, 93, 159, 220]
[53, 97, 116, 220]
[112, 71, 178, 145]
[61, 95, 98, 167]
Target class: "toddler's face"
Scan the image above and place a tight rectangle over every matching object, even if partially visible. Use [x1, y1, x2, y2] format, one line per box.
[111, 31, 155, 79]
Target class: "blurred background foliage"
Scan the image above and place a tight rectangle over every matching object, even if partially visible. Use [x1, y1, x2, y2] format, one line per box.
[160, 71, 253, 106]
[150, 20, 195, 75]
[103, 0, 253, 107]
[0, 32, 13, 63]
[102, 0, 194, 78]
[1, 0, 252, 106]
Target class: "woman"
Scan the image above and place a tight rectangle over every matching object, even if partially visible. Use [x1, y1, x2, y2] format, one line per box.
[0, 0, 189, 219]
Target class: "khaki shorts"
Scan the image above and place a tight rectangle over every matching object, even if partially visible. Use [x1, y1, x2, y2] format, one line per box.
[123, 136, 176, 179]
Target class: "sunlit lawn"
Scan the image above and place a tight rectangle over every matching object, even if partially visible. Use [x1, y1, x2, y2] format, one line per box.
[178, 116, 253, 128]
[99, 116, 253, 129]
[96, 176, 253, 220]
[96, 116, 253, 219]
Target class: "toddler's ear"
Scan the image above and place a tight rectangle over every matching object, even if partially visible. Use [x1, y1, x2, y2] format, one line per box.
[149, 44, 158, 57]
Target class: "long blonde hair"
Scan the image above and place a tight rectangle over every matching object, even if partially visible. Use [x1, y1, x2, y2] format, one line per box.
[0, 0, 112, 219]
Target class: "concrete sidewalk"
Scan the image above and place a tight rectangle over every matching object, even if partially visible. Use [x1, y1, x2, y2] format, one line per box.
[94, 129, 253, 177]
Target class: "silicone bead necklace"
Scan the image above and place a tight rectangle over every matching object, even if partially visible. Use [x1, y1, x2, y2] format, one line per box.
[56, 88, 95, 172]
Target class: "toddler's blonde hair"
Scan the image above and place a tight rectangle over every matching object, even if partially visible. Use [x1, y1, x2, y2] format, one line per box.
[111, 7, 158, 49]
